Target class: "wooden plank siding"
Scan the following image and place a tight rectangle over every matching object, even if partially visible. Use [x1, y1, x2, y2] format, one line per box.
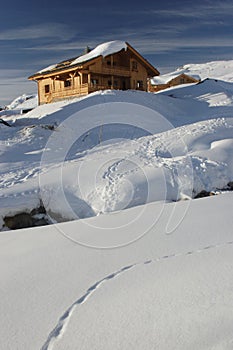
[29, 42, 160, 104]
[149, 73, 200, 93]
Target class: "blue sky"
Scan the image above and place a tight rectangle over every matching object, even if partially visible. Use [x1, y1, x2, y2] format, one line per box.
[0, 0, 233, 105]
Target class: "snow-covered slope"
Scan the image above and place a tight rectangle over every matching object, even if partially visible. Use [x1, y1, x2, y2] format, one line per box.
[1, 60, 233, 350]
[6, 93, 38, 110]
[159, 78, 233, 107]
[1, 84, 233, 228]
[0, 93, 38, 117]
[4, 116, 231, 224]
[161, 59, 233, 83]
[0, 193, 233, 349]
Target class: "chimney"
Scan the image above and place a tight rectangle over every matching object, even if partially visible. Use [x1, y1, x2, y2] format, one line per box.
[83, 46, 92, 54]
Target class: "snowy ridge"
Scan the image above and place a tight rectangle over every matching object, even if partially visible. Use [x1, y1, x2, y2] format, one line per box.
[0, 93, 38, 118]
[1, 83, 233, 228]
[1, 58, 233, 350]
[1, 116, 233, 227]
[6, 93, 38, 110]
[162, 59, 233, 83]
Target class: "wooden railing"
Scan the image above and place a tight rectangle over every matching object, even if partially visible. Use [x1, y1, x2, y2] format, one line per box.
[48, 83, 113, 101]
[51, 84, 89, 99]
[90, 65, 130, 77]
[88, 84, 110, 92]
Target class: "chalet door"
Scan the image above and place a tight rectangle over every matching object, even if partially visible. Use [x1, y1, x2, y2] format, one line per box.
[121, 78, 130, 90]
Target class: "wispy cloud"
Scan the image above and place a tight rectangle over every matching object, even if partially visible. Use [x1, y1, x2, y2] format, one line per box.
[100, 1, 233, 20]
[22, 29, 233, 57]
[0, 23, 73, 41]
[130, 35, 233, 55]
[0, 69, 36, 105]
[145, 1, 233, 19]
[23, 42, 92, 51]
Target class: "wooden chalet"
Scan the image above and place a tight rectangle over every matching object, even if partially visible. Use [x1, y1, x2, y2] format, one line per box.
[28, 41, 160, 104]
[149, 73, 200, 92]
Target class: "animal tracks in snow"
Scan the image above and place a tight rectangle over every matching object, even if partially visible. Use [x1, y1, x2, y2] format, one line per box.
[40, 238, 233, 350]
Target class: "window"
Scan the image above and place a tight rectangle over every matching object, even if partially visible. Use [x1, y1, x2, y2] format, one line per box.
[114, 80, 118, 87]
[106, 60, 116, 66]
[132, 61, 138, 71]
[64, 80, 71, 88]
[180, 78, 185, 84]
[91, 79, 99, 86]
[82, 74, 88, 84]
[136, 80, 143, 89]
[108, 80, 112, 86]
[44, 85, 50, 93]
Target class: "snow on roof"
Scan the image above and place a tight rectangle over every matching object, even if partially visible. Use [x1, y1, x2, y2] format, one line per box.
[38, 64, 58, 74]
[38, 41, 127, 74]
[151, 71, 200, 85]
[70, 40, 127, 66]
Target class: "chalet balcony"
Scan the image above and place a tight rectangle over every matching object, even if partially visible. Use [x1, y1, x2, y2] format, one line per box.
[47, 83, 116, 101]
[90, 65, 131, 77]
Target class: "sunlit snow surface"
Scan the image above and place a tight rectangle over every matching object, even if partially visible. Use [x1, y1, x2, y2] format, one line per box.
[0, 193, 233, 349]
[0, 82, 233, 226]
[1, 62, 233, 350]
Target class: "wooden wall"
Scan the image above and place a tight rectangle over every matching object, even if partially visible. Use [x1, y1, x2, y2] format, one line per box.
[37, 49, 153, 104]
[149, 74, 200, 93]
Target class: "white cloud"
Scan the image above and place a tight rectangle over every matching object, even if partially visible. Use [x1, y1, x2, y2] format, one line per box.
[147, 1, 233, 19]
[0, 23, 73, 41]
[131, 36, 233, 54]
[23, 42, 92, 51]
[104, 2, 233, 20]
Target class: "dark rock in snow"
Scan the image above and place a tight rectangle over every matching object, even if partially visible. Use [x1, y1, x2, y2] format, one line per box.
[194, 190, 216, 199]
[4, 213, 34, 230]
[4, 203, 49, 230]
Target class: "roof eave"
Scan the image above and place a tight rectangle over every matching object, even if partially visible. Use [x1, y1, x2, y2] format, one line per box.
[28, 55, 104, 80]
[126, 42, 160, 76]
[28, 63, 85, 80]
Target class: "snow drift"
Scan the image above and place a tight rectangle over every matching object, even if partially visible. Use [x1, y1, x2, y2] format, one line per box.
[1, 82, 233, 228]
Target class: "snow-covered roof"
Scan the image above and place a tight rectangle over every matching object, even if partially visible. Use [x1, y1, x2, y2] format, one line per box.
[38, 41, 127, 74]
[151, 72, 200, 85]
[71, 40, 127, 66]
[38, 64, 57, 74]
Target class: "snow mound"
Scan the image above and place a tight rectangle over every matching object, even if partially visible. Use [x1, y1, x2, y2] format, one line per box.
[159, 78, 233, 107]
[7, 93, 38, 110]
[1, 81, 233, 228]
[8, 81, 233, 128]
[177, 59, 233, 82]
[38, 117, 233, 220]
[1, 114, 233, 227]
